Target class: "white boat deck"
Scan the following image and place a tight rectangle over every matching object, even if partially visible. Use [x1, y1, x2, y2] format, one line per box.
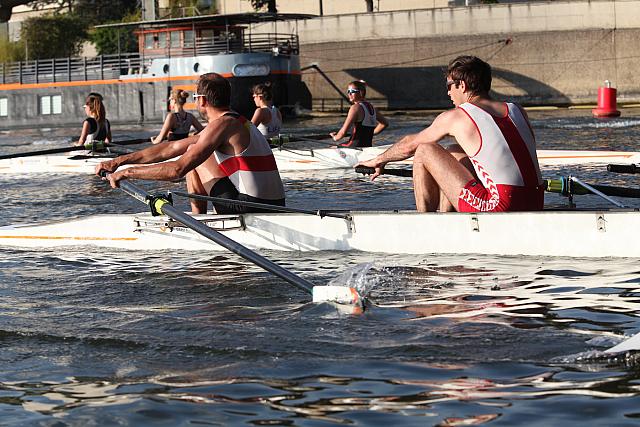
[0, 209, 638, 257]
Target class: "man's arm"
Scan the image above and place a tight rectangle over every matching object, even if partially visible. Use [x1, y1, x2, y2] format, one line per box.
[357, 110, 457, 179]
[104, 119, 229, 188]
[96, 134, 197, 175]
[330, 104, 360, 141]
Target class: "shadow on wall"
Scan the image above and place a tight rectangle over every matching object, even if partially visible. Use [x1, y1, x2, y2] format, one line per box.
[345, 66, 570, 109]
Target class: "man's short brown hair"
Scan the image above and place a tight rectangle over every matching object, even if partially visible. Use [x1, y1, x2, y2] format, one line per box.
[446, 56, 492, 95]
[197, 73, 231, 107]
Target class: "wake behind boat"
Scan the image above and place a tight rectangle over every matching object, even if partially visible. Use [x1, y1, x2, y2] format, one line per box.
[1, 146, 639, 174]
[0, 208, 638, 257]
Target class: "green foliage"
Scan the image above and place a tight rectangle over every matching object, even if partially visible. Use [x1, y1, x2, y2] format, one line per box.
[89, 10, 140, 55]
[73, 0, 139, 26]
[20, 14, 87, 59]
[248, 0, 276, 12]
[0, 37, 25, 63]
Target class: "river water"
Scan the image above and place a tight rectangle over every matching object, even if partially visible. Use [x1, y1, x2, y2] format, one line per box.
[1, 109, 640, 425]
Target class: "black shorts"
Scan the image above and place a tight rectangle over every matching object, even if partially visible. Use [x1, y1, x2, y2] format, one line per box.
[209, 177, 285, 214]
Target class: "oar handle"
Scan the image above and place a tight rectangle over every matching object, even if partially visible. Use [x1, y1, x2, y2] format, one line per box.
[607, 164, 640, 174]
[354, 166, 413, 177]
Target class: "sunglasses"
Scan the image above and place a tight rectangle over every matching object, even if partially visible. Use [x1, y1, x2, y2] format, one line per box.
[346, 88, 360, 94]
[193, 93, 206, 100]
[446, 79, 459, 91]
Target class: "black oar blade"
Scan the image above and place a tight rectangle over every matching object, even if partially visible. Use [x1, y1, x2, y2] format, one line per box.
[354, 166, 413, 177]
[608, 164, 640, 174]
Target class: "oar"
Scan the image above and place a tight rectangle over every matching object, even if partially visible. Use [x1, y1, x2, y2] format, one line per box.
[0, 141, 113, 160]
[69, 136, 151, 146]
[355, 167, 640, 198]
[102, 174, 364, 307]
[607, 164, 640, 174]
[170, 191, 351, 220]
[354, 166, 413, 177]
[606, 331, 640, 353]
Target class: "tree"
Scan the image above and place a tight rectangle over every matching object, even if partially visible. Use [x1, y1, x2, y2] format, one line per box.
[90, 10, 139, 55]
[0, 36, 24, 62]
[20, 14, 86, 59]
[248, 0, 276, 13]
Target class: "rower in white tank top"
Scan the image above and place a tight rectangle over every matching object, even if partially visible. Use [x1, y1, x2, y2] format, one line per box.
[256, 105, 282, 138]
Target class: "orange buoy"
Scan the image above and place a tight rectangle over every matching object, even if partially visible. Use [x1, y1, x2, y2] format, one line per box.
[592, 80, 621, 118]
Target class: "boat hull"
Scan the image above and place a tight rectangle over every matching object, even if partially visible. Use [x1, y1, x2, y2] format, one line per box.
[0, 210, 638, 257]
[1, 148, 637, 175]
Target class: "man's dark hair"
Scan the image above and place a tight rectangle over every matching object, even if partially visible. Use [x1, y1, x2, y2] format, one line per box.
[197, 73, 231, 107]
[446, 56, 492, 95]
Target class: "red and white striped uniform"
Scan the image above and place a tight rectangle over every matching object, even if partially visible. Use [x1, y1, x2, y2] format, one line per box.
[214, 116, 285, 201]
[457, 102, 544, 212]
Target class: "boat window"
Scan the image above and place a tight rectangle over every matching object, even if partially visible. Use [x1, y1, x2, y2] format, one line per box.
[0, 98, 7, 117]
[184, 30, 194, 48]
[157, 32, 167, 49]
[39, 95, 62, 115]
[170, 31, 181, 48]
[144, 34, 155, 49]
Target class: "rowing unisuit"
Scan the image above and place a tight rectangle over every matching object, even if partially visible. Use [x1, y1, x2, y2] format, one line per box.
[256, 105, 282, 138]
[84, 117, 110, 143]
[457, 102, 544, 212]
[340, 101, 377, 148]
[170, 111, 196, 140]
[212, 112, 285, 213]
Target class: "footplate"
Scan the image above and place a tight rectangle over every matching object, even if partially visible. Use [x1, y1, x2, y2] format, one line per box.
[134, 214, 245, 233]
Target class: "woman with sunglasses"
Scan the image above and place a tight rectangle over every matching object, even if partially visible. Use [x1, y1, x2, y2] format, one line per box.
[330, 80, 388, 148]
[250, 82, 282, 138]
[151, 89, 204, 144]
[75, 93, 111, 146]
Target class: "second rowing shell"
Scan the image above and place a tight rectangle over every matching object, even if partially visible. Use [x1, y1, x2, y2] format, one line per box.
[0, 146, 638, 175]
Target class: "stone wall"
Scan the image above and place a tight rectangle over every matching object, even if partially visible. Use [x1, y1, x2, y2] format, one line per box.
[252, 0, 640, 108]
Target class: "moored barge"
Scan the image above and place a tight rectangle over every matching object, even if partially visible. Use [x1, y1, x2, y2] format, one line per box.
[0, 12, 313, 128]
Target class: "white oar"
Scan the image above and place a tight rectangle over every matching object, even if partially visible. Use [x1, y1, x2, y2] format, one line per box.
[605, 331, 640, 354]
[104, 175, 365, 307]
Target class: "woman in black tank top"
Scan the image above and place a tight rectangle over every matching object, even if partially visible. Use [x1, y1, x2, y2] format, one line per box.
[75, 93, 111, 146]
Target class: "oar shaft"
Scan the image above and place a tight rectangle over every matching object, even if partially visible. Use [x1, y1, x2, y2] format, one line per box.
[171, 191, 350, 220]
[117, 180, 316, 295]
[0, 142, 104, 160]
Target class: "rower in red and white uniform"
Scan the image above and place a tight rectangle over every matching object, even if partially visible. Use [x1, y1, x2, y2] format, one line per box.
[96, 73, 285, 215]
[330, 80, 389, 148]
[357, 55, 544, 212]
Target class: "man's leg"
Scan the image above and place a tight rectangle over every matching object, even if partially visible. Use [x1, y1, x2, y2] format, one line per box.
[412, 143, 475, 212]
[186, 170, 208, 214]
[438, 145, 476, 212]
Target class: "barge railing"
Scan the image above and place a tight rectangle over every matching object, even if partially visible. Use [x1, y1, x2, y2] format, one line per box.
[0, 33, 298, 86]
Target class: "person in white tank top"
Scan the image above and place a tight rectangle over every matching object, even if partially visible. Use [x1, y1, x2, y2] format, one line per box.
[357, 56, 543, 213]
[250, 82, 282, 138]
[96, 73, 285, 215]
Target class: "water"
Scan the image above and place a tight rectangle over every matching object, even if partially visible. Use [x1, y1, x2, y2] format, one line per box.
[2, 109, 640, 425]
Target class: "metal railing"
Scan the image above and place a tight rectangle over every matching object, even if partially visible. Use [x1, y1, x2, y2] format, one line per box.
[0, 33, 299, 85]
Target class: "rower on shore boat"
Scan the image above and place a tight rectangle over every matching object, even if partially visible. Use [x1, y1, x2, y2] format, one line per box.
[358, 55, 544, 213]
[95, 73, 285, 215]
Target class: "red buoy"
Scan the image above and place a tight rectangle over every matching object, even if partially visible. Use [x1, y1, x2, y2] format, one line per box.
[592, 80, 621, 118]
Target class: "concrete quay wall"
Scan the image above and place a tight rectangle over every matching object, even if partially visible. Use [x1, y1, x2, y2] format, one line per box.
[259, 0, 640, 108]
